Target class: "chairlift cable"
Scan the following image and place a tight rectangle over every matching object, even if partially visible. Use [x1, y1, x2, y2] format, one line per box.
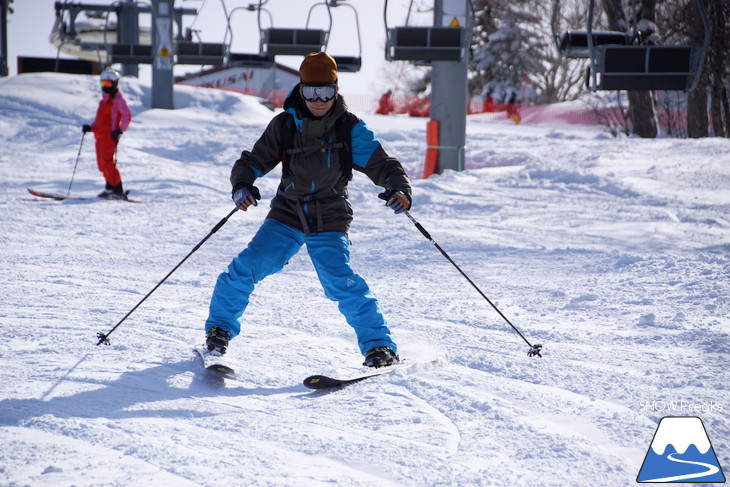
[216, 0, 232, 46]
[340, 2, 362, 58]
[188, 0, 209, 31]
[405, 0, 415, 26]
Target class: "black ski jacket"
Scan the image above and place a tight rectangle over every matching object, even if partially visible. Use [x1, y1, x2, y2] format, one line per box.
[230, 86, 411, 235]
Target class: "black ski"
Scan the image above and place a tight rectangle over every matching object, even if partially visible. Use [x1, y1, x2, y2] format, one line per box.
[192, 347, 236, 382]
[28, 188, 142, 203]
[304, 359, 431, 390]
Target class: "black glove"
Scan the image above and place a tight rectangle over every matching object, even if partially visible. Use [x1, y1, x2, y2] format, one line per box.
[82, 124, 92, 133]
[378, 189, 411, 214]
[111, 129, 123, 142]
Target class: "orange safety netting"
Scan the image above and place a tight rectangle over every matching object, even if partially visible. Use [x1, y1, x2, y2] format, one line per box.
[210, 85, 692, 131]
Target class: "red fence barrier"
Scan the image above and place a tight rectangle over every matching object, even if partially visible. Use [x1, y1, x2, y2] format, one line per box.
[211, 86, 606, 125]
[208, 85, 693, 132]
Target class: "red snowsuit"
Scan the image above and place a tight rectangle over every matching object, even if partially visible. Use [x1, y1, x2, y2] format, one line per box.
[376, 92, 394, 115]
[91, 91, 131, 187]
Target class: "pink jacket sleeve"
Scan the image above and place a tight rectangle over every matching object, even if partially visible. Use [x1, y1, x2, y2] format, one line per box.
[112, 92, 132, 132]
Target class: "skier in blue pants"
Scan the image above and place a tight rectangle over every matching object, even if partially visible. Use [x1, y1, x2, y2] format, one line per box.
[204, 52, 412, 368]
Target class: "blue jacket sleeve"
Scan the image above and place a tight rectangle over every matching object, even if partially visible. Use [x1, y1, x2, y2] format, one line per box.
[350, 119, 411, 199]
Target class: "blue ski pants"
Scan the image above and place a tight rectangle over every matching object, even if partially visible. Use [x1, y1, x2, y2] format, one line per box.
[205, 218, 397, 356]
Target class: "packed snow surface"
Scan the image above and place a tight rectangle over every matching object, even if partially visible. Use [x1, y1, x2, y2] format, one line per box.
[0, 73, 728, 486]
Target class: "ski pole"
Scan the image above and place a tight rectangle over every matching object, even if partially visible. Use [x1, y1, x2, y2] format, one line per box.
[403, 210, 542, 357]
[66, 132, 86, 197]
[96, 207, 239, 346]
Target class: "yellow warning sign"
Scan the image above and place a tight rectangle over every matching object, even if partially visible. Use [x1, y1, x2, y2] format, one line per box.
[449, 16, 460, 27]
[158, 45, 172, 57]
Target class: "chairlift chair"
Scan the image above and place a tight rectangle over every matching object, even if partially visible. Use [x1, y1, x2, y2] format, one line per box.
[332, 56, 362, 73]
[51, 3, 121, 64]
[52, 1, 204, 66]
[551, 0, 628, 59]
[257, 1, 329, 57]
[176, 41, 227, 65]
[307, 1, 363, 73]
[552, 0, 710, 92]
[228, 52, 275, 68]
[383, 0, 469, 65]
[386, 27, 465, 63]
[108, 43, 153, 64]
[221, 4, 275, 68]
[260, 28, 328, 56]
[594, 44, 700, 91]
[556, 30, 629, 59]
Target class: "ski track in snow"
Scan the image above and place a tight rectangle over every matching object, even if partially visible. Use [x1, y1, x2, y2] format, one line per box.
[0, 73, 728, 486]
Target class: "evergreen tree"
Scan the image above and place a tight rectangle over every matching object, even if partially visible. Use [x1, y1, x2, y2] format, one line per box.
[470, 0, 544, 102]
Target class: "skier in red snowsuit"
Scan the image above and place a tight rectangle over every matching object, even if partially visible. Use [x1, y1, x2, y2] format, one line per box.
[376, 90, 394, 115]
[82, 68, 132, 199]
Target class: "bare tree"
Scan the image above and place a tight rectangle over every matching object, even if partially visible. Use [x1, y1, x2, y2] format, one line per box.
[602, 0, 658, 138]
[655, 91, 687, 137]
[588, 92, 632, 136]
[707, 0, 729, 137]
[543, 0, 592, 102]
[660, 0, 729, 138]
[683, 0, 710, 137]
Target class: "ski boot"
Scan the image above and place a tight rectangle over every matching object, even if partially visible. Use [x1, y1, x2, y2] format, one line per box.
[206, 327, 231, 355]
[108, 183, 128, 200]
[98, 182, 115, 198]
[363, 346, 399, 368]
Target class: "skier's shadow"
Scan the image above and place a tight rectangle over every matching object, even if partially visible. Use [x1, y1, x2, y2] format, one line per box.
[0, 357, 302, 426]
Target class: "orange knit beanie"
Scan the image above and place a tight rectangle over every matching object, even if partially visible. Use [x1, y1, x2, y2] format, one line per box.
[299, 52, 338, 84]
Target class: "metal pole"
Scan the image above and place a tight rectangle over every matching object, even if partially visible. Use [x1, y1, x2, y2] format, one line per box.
[66, 132, 86, 197]
[97, 207, 239, 345]
[430, 0, 469, 173]
[0, 0, 9, 77]
[118, 0, 140, 77]
[151, 0, 174, 108]
[404, 210, 543, 357]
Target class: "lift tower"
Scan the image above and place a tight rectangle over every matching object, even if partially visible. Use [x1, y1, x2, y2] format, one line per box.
[0, 0, 11, 76]
[385, 0, 472, 174]
[430, 0, 470, 172]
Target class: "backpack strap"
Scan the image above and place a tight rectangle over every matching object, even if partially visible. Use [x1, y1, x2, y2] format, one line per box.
[334, 114, 353, 181]
[281, 112, 353, 181]
[275, 187, 348, 237]
[280, 114, 295, 180]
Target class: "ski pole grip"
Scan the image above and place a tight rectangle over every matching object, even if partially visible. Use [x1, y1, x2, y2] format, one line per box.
[212, 208, 239, 233]
[414, 221, 431, 240]
[211, 219, 227, 233]
[405, 211, 431, 240]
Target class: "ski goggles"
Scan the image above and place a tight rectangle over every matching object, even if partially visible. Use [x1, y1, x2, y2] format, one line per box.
[100, 80, 114, 88]
[300, 84, 338, 103]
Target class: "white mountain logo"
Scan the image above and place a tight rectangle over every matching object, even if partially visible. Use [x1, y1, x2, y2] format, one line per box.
[637, 416, 726, 483]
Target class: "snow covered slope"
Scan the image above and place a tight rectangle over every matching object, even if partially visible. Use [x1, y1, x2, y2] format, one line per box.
[0, 73, 728, 486]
